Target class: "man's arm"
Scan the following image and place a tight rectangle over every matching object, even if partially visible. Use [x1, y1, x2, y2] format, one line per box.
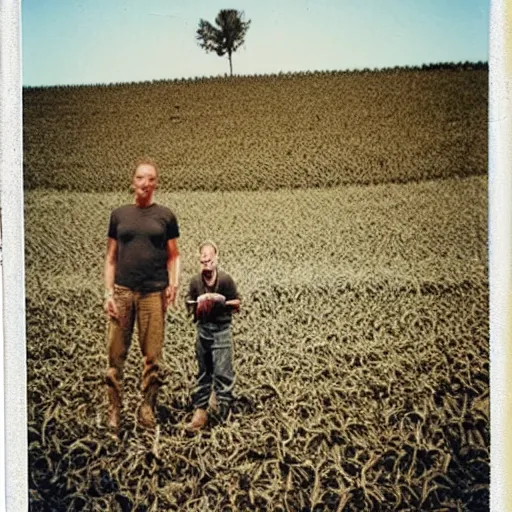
[104, 237, 118, 318]
[225, 298, 241, 312]
[224, 274, 241, 313]
[165, 238, 181, 309]
[186, 279, 199, 318]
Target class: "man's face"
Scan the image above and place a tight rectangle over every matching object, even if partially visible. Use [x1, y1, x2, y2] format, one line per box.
[200, 246, 217, 279]
[132, 164, 157, 200]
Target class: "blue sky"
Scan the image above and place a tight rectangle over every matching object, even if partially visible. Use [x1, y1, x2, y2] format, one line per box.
[22, 0, 490, 87]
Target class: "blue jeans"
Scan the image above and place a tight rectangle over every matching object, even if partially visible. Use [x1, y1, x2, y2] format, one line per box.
[192, 322, 235, 411]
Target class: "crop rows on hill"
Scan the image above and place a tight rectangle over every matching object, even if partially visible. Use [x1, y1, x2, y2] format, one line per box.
[23, 69, 487, 193]
[25, 176, 488, 510]
[24, 176, 487, 295]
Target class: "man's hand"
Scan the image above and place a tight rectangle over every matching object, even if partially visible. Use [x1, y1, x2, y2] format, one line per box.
[104, 296, 118, 319]
[196, 293, 225, 317]
[164, 284, 179, 311]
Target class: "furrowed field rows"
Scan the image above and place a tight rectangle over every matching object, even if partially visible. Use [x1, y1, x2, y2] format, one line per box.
[27, 286, 488, 511]
[25, 175, 488, 510]
[23, 69, 487, 192]
[24, 175, 487, 296]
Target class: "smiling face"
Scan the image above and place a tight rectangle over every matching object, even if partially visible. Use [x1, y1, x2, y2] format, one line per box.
[132, 163, 157, 205]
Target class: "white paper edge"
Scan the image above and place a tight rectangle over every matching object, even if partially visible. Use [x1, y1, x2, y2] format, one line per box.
[0, 0, 28, 510]
[0, 1, 509, 511]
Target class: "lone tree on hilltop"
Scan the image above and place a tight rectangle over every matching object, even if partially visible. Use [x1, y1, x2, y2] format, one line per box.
[196, 9, 251, 76]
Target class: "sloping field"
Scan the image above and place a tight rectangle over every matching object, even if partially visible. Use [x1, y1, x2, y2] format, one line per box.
[23, 68, 487, 192]
[25, 174, 488, 510]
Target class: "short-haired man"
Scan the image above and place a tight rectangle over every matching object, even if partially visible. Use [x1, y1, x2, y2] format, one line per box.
[185, 241, 240, 430]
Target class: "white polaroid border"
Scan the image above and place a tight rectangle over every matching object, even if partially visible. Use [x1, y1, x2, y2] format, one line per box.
[489, 0, 512, 510]
[0, 1, 509, 511]
[1, 0, 27, 511]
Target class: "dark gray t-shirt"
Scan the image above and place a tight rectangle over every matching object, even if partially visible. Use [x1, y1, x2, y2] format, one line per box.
[187, 270, 239, 325]
[108, 204, 179, 292]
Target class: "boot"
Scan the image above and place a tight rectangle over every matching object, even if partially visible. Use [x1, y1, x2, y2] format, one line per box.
[138, 363, 163, 429]
[138, 403, 156, 429]
[185, 408, 208, 431]
[105, 369, 122, 430]
[138, 383, 158, 429]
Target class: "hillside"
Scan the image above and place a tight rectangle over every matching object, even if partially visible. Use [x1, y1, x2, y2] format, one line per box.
[24, 65, 489, 510]
[23, 67, 488, 192]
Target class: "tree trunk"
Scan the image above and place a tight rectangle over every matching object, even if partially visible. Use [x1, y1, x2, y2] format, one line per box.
[228, 51, 233, 76]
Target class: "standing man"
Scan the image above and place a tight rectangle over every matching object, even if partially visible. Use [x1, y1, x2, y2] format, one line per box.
[103, 157, 180, 430]
[186, 241, 240, 430]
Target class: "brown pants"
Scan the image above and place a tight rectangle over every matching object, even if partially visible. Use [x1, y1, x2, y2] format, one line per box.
[106, 284, 165, 394]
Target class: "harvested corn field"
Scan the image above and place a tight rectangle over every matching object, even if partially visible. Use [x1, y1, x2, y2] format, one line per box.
[25, 173, 488, 510]
[24, 68, 488, 510]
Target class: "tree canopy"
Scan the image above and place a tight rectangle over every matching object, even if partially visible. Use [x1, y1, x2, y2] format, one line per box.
[196, 9, 251, 76]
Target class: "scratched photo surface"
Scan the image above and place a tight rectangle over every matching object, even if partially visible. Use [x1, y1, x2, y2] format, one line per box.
[22, 2, 489, 511]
